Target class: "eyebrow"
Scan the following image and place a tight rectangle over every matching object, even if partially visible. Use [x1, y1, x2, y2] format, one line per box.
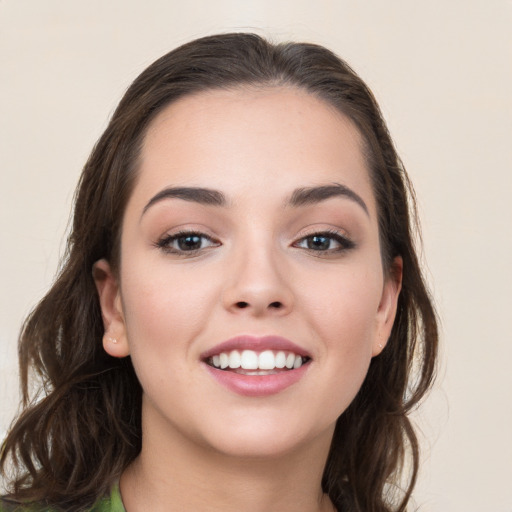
[142, 187, 227, 216]
[141, 182, 369, 217]
[288, 183, 369, 216]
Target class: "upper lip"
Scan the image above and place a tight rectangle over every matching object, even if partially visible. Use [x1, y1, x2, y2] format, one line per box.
[200, 335, 311, 360]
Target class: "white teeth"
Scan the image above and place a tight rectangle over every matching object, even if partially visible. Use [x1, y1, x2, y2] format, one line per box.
[219, 353, 229, 369]
[241, 350, 258, 370]
[210, 349, 306, 371]
[258, 350, 275, 370]
[275, 351, 286, 368]
[228, 350, 241, 369]
[237, 368, 279, 376]
[276, 350, 286, 368]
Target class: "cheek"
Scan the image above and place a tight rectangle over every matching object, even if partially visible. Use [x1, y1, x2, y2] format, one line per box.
[119, 257, 220, 356]
[302, 263, 382, 345]
[118, 261, 221, 413]
[299, 265, 382, 409]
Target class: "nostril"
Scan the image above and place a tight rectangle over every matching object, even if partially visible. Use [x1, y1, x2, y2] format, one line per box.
[233, 301, 284, 310]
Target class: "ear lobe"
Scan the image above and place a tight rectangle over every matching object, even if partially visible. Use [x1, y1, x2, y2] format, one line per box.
[372, 256, 403, 357]
[92, 259, 130, 358]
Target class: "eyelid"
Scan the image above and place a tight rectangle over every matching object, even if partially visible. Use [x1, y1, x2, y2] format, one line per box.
[155, 229, 221, 256]
[292, 228, 356, 253]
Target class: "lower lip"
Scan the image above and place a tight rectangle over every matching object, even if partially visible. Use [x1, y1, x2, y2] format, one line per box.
[203, 363, 309, 397]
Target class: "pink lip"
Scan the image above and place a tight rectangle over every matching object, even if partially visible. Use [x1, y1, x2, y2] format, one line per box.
[201, 335, 311, 397]
[204, 364, 309, 397]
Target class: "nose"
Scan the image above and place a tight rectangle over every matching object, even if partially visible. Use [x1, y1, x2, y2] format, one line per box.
[221, 243, 294, 317]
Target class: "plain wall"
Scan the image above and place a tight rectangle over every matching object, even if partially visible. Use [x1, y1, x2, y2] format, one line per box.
[1, 1, 511, 510]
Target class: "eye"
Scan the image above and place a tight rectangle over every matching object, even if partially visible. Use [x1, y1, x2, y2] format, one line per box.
[293, 231, 355, 253]
[156, 231, 220, 255]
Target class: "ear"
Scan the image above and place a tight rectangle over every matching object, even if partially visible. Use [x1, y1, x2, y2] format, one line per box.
[92, 259, 130, 358]
[372, 256, 403, 357]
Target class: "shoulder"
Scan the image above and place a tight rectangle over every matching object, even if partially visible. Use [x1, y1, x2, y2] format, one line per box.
[0, 485, 125, 512]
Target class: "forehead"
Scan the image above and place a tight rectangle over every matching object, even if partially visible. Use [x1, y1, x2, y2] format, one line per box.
[135, 86, 375, 213]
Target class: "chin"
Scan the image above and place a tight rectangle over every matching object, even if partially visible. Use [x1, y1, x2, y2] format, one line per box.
[195, 412, 336, 461]
[206, 432, 310, 460]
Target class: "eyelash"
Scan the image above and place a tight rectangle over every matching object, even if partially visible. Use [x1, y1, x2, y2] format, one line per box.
[155, 231, 220, 256]
[293, 230, 355, 255]
[155, 229, 355, 257]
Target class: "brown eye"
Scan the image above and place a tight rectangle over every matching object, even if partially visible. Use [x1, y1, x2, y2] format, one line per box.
[294, 231, 355, 253]
[157, 231, 220, 254]
[177, 234, 203, 251]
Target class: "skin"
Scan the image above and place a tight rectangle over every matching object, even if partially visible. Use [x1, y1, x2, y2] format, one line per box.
[94, 87, 402, 512]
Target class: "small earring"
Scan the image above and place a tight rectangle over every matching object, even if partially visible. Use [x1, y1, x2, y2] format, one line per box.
[378, 343, 383, 349]
[108, 336, 118, 344]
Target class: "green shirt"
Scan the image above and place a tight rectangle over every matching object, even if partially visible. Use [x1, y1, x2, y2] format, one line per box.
[0, 484, 125, 512]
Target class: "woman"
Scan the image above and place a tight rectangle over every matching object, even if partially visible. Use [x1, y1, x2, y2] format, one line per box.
[0, 33, 438, 512]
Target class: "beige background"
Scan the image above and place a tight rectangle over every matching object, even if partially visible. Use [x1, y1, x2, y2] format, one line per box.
[1, 1, 511, 510]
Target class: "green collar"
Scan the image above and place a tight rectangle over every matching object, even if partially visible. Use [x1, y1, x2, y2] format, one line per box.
[0, 483, 125, 512]
[91, 483, 126, 512]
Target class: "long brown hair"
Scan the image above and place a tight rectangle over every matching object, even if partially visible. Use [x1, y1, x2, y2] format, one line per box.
[1, 33, 438, 512]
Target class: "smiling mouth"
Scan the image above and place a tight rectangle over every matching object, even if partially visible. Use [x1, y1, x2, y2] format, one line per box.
[206, 349, 311, 374]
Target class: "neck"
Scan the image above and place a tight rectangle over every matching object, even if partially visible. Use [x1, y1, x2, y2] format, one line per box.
[120, 402, 335, 512]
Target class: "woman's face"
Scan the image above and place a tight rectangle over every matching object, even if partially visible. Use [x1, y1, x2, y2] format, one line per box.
[95, 87, 401, 458]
